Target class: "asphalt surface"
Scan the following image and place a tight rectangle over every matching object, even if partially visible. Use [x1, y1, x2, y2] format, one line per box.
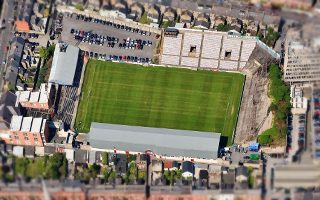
[60, 13, 159, 60]
[0, 0, 15, 95]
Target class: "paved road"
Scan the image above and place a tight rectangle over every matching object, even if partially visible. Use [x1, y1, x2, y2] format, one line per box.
[0, 0, 15, 95]
[61, 13, 159, 59]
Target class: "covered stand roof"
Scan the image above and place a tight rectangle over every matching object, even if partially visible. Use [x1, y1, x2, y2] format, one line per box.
[49, 43, 79, 86]
[89, 123, 221, 159]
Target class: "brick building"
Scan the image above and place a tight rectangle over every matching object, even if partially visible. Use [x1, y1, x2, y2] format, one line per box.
[15, 83, 53, 110]
[1, 116, 48, 146]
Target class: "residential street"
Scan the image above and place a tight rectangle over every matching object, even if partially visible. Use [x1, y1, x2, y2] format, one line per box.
[0, 0, 15, 95]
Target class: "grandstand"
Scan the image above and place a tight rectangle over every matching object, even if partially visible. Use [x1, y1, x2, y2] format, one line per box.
[160, 28, 276, 71]
[181, 31, 202, 57]
[201, 33, 222, 59]
[162, 34, 182, 56]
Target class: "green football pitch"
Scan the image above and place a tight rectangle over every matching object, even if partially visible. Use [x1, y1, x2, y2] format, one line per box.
[75, 60, 244, 144]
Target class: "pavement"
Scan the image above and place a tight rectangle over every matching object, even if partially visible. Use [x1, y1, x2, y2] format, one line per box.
[60, 13, 159, 59]
[0, 0, 15, 95]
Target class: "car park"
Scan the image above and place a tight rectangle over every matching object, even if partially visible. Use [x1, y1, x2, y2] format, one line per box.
[62, 13, 156, 64]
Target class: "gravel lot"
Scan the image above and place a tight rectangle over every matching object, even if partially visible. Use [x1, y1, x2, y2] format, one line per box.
[60, 13, 159, 60]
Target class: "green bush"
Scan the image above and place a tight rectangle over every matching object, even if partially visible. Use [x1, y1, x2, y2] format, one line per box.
[248, 166, 254, 188]
[101, 152, 108, 165]
[263, 27, 280, 47]
[139, 12, 152, 24]
[216, 24, 230, 32]
[75, 4, 84, 11]
[260, 64, 290, 146]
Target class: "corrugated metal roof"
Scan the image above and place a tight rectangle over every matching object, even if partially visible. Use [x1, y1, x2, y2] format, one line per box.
[89, 123, 221, 159]
[49, 43, 79, 86]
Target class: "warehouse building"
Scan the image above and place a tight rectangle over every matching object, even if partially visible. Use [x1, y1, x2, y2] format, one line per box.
[89, 123, 221, 159]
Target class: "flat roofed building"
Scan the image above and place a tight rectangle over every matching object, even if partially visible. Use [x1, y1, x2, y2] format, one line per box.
[89, 123, 221, 159]
[274, 163, 320, 189]
[21, 117, 33, 132]
[283, 27, 320, 84]
[16, 83, 51, 110]
[31, 118, 43, 133]
[49, 43, 79, 86]
[3, 116, 47, 146]
[29, 92, 40, 103]
[16, 91, 31, 104]
[10, 115, 23, 131]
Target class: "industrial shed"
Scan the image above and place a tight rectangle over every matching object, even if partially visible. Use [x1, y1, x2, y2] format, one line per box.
[89, 123, 221, 159]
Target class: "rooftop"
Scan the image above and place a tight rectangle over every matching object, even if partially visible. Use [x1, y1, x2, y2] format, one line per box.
[30, 118, 43, 133]
[16, 91, 31, 103]
[10, 115, 23, 131]
[49, 43, 79, 86]
[15, 20, 30, 32]
[21, 117, 33, 132]
[89, 123, 221, 159]
[29, 92, 40, 102]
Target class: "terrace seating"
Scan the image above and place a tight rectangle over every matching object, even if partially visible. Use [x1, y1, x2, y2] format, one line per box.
[201, 34, 222, 59]
[161, 55, 180, 66]
[219, 60, 238, 70]
[239, 62, 247, 70]
[162, 34, 183, 56]
[240, 39, 256, 62]
[182, 32, 202, 57]
[181, 57, 199, 68]
[199, 59, 219, 69]
[220, 37, 241, 61]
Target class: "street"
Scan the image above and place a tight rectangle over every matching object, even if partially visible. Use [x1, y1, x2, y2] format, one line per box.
[0, 0, 15, 95]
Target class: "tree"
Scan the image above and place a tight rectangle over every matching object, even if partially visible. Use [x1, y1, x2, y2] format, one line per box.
[45, 153, 67, 179]
[162, 20, 173, 28]
[216, 24, 229, 32]
[47, 45, 55, 57]
[125, 161, 137, 184]
[88, 163, 101, 179]
[59, 155, 68, 178]
[260, 64, 290, 146]
[101, 167, 111, 183]
[43, 8, 50, 17]
[75, 4, 84, 11]
[164, 170, 173, 185]
[7, 82, 15, 92]
[14, 157, 29, 177]
[248, 166, 254, 188]
[139, 12, 151, 25]
[101, 152, 109, 165]
[39, 45, 55, 60]
[137, 170, 146, 181]
[263, 27, 280, 47]
[39, 47, 49, 60]
[26, 158, 45, 178]
[0, 166, 3, 180]
[108, 170, 116, 183]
